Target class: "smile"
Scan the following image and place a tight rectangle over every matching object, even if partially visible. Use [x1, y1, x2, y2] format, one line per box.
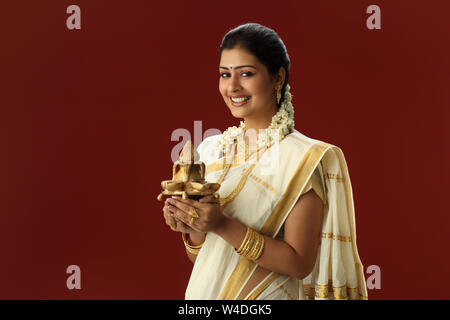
[230, 96, 251, 106]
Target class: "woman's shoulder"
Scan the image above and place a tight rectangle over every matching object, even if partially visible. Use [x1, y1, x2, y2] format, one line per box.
[196, 134, 222, 164]
[284, 129, 348, 166]
[197, 134, 222, 151]
[283, 129, 334, 151]
[282, 129, 349, 165]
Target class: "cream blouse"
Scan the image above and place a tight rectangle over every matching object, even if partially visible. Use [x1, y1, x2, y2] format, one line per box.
[302, 165, 326, 204]
[275, 164, 326, 241]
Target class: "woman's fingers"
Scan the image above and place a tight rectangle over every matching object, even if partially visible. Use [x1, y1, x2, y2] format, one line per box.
[167, 197, 200, 218]
[163, 207, 178, 230]
[165, 196, 222, 233]
[163, 201, 202, 233]
[165, 208, 190, 232]
[168, 196, 219, 216]
[168, 203, 202, 231]
[199, 195, 220, 204]
[169, 196, 201, 209]
[167, 203, 190, 224]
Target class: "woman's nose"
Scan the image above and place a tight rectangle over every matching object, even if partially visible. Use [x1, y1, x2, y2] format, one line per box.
[229, 74, 242, 91]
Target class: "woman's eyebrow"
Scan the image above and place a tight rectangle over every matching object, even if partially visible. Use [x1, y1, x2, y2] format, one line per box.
[219, 65, 257, 70]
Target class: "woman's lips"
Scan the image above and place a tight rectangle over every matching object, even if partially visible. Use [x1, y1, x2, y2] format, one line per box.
[230, 96, 251, 107]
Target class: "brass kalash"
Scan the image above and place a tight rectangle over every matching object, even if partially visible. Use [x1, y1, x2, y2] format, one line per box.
[157, 140, 221, 201]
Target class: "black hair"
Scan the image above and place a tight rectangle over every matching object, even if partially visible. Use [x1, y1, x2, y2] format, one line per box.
[219, 23, 291, 108]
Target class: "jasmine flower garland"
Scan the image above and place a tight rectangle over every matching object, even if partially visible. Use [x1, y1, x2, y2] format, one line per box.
[217, 83, 295, 156]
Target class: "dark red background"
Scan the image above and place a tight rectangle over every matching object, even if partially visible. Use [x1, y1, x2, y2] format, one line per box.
[1, 0, 449, 299]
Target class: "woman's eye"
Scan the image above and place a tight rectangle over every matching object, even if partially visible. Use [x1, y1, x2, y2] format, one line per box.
[219, 72, 253, 78]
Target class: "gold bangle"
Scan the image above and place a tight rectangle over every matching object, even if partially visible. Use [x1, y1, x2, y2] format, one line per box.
[246, 230, 258, 258]
[239, 228, 255, 257]
[241, 229, 256, 258]
[236, 227, 265, 261]
[248, 232, 260, 260]
[236, 228, 252, 254]
[243, 228, 259, 260]
[182, 232, 203, 255]
[251, 232, 265, 260]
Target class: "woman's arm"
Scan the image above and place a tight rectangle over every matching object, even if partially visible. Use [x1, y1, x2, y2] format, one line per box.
[168, 190, 323, 279]
[163, 199, 206, 264]
[184, 232, 207, 263]
[215, 189, 323, 279]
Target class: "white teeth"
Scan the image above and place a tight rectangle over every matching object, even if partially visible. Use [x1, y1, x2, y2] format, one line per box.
[231, 96, 250, 103]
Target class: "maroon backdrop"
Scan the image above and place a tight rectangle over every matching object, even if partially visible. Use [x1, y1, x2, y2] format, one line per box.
[1, 0, 449, 299]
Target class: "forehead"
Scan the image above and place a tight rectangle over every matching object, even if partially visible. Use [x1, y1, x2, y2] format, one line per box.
[219, 47, 260, 66]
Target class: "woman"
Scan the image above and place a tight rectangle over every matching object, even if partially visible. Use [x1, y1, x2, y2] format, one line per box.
[163, 23, 368, 300]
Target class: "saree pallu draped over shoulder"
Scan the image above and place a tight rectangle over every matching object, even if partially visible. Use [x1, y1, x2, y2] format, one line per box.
[185, 129, 368, 300]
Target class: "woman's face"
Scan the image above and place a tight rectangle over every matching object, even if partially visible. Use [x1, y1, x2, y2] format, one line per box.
[219, 47, 280, 122]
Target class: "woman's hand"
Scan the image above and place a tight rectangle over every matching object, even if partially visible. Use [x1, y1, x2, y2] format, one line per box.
[166, 195, 226, 233]
[163, 199, 199, 234]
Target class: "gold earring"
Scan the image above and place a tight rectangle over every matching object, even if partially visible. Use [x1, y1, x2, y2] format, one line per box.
[276, 87, 282, 104]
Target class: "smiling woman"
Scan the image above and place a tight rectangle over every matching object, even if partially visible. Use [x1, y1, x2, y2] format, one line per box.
[218, 47, 283, 127]
[162, 23, 368, 300]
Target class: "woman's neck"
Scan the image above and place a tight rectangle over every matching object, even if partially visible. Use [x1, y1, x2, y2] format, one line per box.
[242, 113, 277, 146]
[244, 109, 276, 135]
[244, 119, 270, 132]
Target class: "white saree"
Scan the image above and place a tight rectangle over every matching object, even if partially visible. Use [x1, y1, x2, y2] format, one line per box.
[185, 129, 368, 300]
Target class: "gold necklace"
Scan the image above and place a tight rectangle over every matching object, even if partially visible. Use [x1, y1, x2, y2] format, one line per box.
[219, 163, 256, 210]
[216, 140, 259, 210]
[216, 139, 255, 184]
